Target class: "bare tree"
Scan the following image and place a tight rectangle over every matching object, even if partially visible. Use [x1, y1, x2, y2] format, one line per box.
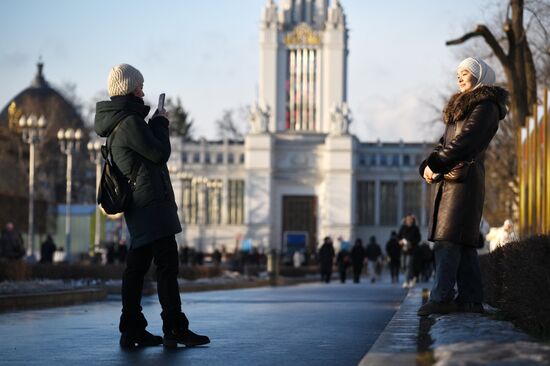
[215, 108, 248, 140]
[443, 0, 550, 226]
[446, 0, 537, 129]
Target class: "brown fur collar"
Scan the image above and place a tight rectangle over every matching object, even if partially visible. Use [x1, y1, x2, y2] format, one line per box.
[443, 85, 509, 124]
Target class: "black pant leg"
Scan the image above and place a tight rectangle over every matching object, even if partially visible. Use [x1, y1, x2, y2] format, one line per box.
[152, 236, 184, 333]
[120, 243, 154, 333]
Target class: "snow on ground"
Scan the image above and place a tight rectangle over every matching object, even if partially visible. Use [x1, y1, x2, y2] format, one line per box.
[0, 279, 99, 295]
[430, 310, 550, 365]
[0, 271, 268, 295]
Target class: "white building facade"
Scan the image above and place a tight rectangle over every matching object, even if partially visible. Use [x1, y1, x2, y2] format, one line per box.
[169, 0, 431, 254]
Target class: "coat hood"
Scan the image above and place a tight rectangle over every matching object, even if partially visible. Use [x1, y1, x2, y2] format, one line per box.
[94, 95, 150, 137]
[443, 85, 509, 124]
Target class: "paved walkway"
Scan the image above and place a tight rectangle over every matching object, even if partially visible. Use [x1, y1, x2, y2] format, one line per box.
[0, 279, 407, 366]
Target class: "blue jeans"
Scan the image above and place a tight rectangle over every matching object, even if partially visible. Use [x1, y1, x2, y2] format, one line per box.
[429, 241, 483, 303]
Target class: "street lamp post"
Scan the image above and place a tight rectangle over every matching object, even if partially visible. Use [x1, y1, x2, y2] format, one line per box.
[19, 114, 46, 260]
[57, 127, 82, 262]
[87, 139, 103, 257]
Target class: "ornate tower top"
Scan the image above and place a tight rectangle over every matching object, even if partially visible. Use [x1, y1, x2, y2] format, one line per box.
[261, 0, 345, 31]
[258, 0, 348, 134]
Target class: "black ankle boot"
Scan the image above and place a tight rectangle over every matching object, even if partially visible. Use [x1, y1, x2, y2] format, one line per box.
[163, 329, 210, 349]
[120, 330, 163, 349]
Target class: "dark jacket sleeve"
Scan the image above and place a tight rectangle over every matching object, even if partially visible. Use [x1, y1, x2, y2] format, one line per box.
[419, 135, 444, 178]
[149, 115, 171, 154]
[117, 115, 171, 164]
[427, 101, 498, 173]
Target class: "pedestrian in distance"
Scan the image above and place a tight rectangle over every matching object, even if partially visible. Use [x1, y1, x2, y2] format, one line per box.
[95, 63, 209, 349]
[336, 245, 351, 283]
[350, 238, 366, 283]
[385, 231, 401, 283]
[0, 222, 25, 261]
[365, 236, 382, 283]
[398, 214, 421, 288]
[318, 236, 335, 283]
[417, 57, 509, 316]
[40, 235, 57, 263]
[212, 248, 222, 266]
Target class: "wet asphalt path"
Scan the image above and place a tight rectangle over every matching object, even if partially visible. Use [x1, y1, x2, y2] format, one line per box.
[0, 278, 407, 366]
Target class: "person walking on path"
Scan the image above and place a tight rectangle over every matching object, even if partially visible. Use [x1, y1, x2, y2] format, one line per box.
[385, 231, 401, 283]
[95, 63, 209, 349]
[417, 57, 508, 316]
[318, 237, 335, 283]
[397, 214, 421, 288]
[365, 236, 382, 283]
[350, 238, 366, 283]
[40, 235, 57, 263]
[336, 246, 351, 283]
[0, 222, 25, 260]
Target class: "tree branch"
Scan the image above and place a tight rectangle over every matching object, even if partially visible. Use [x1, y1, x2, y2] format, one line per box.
[446, 24, 510, 69]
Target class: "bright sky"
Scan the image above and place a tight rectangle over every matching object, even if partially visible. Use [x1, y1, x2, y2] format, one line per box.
[0, 0, 501, 142]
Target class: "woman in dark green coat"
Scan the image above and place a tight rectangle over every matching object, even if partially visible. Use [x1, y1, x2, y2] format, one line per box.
[95, 63, 209, 349]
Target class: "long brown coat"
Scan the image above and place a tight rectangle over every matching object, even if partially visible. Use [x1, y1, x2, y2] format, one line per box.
[419, 86, 508, 246]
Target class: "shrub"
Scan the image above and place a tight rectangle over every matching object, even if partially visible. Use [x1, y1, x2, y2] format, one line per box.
[0, 259, 32, 281]
[480, 235, 550, 339]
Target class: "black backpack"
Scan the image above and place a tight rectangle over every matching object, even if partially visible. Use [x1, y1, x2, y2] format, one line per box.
[97, 118, 140, 215]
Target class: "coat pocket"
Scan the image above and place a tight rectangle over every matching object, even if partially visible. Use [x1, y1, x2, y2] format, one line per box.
[444, 161, 474, 183]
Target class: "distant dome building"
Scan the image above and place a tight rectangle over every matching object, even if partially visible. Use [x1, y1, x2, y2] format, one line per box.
[0, 62, 84, 131]
[0, 62, 90, 234]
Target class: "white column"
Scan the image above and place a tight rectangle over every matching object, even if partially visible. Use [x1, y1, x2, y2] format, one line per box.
[289, 50, 296, 130]
[295, 49, 302, 131]
[308, 49, 316, 131]
[322, 135, 355, 241]
[302, 48, 309, 129]
[259, 17, 279, 132]
[244, 134, 274, 249]
[321, 15, 347, 133]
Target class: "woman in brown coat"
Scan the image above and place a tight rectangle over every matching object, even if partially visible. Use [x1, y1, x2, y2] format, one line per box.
[417, 57, 508, 316]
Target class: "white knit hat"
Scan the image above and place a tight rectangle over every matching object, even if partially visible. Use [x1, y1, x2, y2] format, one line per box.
[457, 57, 496, 88]
[107, 64, 144, 97]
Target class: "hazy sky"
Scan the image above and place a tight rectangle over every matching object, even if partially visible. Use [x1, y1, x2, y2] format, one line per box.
[0, 0, 501, 142]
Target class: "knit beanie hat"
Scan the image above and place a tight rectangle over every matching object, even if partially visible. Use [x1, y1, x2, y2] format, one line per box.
[457, 57, 496, 88]
[107, 63, 144, 97]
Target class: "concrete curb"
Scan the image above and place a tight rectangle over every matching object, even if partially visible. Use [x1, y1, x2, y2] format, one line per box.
[0, 288, 108, 313]
[358, 287, 424, 366]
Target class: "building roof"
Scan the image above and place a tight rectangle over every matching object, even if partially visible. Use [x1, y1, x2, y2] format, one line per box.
[0, 62, 84, 131]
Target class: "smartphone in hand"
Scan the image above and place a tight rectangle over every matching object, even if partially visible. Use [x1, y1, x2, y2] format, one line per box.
[158, 93, 166, 112]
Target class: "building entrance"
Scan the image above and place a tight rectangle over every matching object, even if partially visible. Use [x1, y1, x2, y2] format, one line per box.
[282, 196, 317, 255]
